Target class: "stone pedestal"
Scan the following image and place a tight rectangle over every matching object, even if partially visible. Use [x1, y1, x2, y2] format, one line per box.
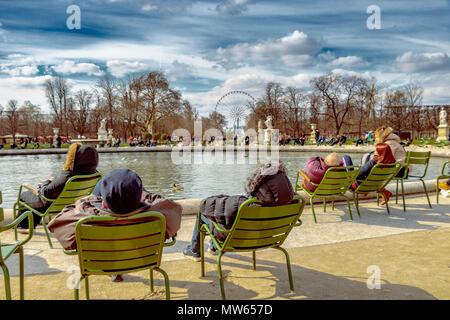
[53, 128, 59, 147]
[264, 129, 272, 145]
[310, 123, 317, 144]
[437, 124, 449, 142]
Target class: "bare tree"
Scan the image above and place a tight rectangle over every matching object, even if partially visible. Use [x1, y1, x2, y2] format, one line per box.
[97, 75, 117, 131]
[5, 100, 20, 143]
[69, 90, 93, 137]
[45, 76, 71, 136]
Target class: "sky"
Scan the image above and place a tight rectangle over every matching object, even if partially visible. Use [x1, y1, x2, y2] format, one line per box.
[0, 0, 449, 116]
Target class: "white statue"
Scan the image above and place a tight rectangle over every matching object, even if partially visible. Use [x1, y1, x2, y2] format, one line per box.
[439, 107, 447, 125]
[265, 116, 273, 130]
[100, 118, 107, 131]
[98, 118, 108, 140]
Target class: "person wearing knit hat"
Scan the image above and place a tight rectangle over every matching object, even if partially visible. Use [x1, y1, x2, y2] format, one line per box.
[48, 168, 182, 281]
[16, 143, 99, 232]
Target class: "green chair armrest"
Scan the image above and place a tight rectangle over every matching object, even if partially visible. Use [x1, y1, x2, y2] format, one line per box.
[0, 211, 34, 246]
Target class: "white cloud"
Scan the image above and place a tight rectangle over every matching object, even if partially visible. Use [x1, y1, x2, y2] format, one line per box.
[1, 65, 39, 76]
[393, 51, 450, 73]
[106, 60, 149, 78]
[211, 30, 322, 69]
[52, 60, 104, 76]
[166, 60, 196, 80]
[329, 56, 369, 67]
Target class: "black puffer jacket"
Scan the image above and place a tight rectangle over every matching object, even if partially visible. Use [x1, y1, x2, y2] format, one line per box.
[200, 161, 295, 240]
[38, 144, 99, 202]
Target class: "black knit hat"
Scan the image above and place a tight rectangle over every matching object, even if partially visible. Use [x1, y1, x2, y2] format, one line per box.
[93, 169, 143, 215]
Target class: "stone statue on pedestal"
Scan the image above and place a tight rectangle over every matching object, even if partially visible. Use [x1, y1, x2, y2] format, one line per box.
[437, 107, 449, 142]
[264, 116, 273, 145]
[97, 118, 108, 140]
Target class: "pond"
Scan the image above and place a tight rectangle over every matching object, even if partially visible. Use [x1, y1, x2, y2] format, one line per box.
[0, 151, 447, 210]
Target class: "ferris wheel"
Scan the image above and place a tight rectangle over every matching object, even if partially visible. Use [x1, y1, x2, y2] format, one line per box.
[215, 90, 257, 131]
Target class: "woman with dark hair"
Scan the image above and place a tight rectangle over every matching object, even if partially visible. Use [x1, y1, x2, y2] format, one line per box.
[16, 143, 99, 232]
[348, 143, 397, 205]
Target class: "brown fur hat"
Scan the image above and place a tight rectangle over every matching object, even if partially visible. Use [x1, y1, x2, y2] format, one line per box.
[62, 143, 82, 171]
[375, 127, 393, 144]
[245, 160, 288, 194]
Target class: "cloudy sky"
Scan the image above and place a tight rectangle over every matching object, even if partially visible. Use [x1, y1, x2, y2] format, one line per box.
[0, 0, 449, 115]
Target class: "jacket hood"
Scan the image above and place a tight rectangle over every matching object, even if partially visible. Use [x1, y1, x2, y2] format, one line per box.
[245, 161, 294, 205]
[375, 127, 397, 144]
[63, 144, 99, 173]
[93, 169, 144, 215]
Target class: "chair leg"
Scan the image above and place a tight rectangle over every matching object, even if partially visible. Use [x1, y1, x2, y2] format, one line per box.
[150, 269, 154, 292]
[436, 180, 440, 204]
[377, 192, 380, 206]
[85, 276, 90, 300]
[323, 197, 326, 212]
[310, 198, 317, 223]
[18, 246, 24, 300]
[395, 180, 399, 204]
[74, 276, 83, 300]
[401, 180, 406, 212]
[252, 251, 256, 271]
[331, 198, 335, 211]
[217, 252, 226, 300]
[346, 197, 354, 220]
[155, 267, 171, 300]
[385, 196, 391, 216]
[421, 179, 432, 208]
[1, 263, 11, 300]
[275, 247, 294, 293]
[353, 193, 361, 218]
[200, 230, 205, 277]
[41, 217, 53, 248]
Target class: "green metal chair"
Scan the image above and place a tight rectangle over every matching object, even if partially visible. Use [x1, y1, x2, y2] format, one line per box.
[295, 166, 360, 223]
[392, 151, 432, 211]
[349, 163, 402, 216]
[436, 160, 450, 204]
[1, 192, 34, 300]
[198, 195, 306, 300]
[13, 172, 102, 248]
[63, 211, 175, 300]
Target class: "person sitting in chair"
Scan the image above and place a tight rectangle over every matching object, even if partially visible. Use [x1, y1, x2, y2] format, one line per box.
[48, 168, 182, 282]
[300, 152, 341, 192]
[16, 143, 99, 232]
[183, 161, 295, 261]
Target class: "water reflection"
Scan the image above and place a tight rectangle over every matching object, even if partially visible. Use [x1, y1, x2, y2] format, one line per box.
[0, 151, 447, 209]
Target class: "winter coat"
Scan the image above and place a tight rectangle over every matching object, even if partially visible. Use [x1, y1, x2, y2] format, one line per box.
[47, 190, 182, 250]
[303, 156, 331, 192]
[374, 127, 406, 164]
[200, 161, 295, 240]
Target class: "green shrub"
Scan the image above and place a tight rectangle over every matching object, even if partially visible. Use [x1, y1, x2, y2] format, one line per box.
[152, 132, 161, 141]
[142, 132, 152, 141]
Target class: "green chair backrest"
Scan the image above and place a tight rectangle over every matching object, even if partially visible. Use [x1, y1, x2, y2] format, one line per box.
[222, 196, 306, 252]
[355, 163, 402, 194]
[74, 212, 167, 276]
[312, 166, 360, 197]
[0, 191, 3, 222]
[405, 151, 431, 179]
[44, 173, 102, 216]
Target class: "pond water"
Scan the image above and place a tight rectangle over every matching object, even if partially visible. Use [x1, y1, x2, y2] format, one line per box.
[0, 151, 447, 210]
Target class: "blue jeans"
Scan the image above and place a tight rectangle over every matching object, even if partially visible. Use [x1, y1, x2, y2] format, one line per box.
[190, 214, 216, 253]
